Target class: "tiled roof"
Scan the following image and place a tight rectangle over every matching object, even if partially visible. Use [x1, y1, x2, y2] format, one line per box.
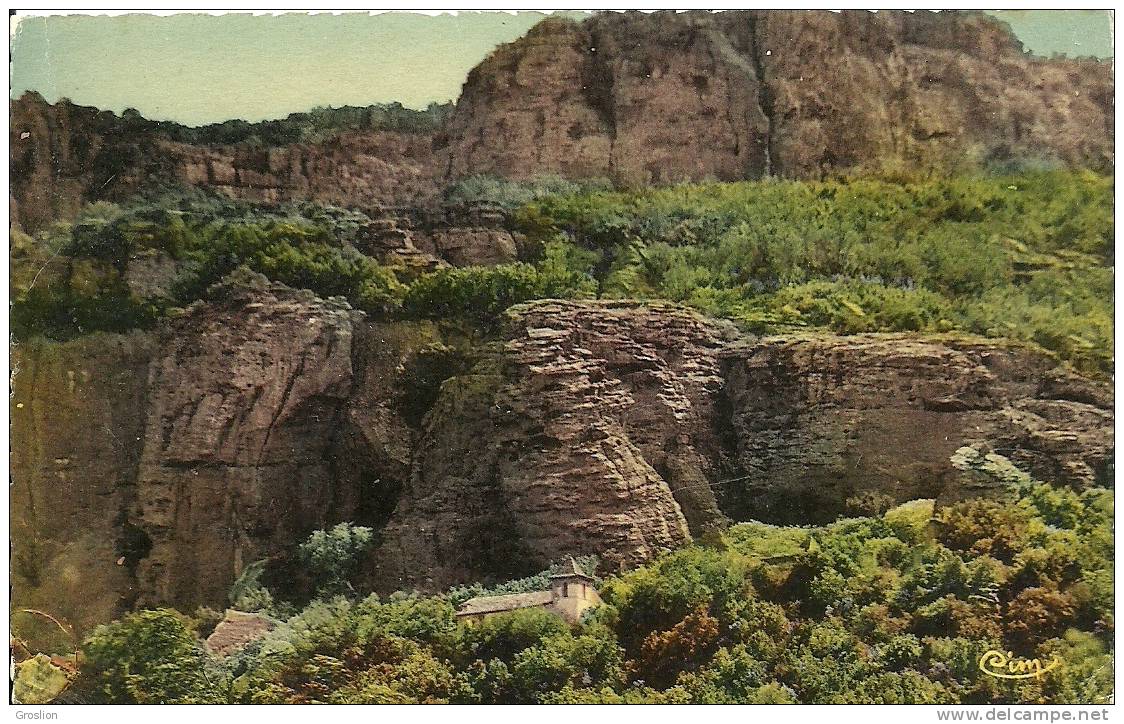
[455, 590, 554, 616]
[550, 556, 594, 580]
[205, 609, 276, 657]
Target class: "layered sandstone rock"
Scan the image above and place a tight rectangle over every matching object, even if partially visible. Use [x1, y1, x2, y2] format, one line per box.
[418, 202, 523, 267]
[369, 300, 738, 592]
[9, 93, 155, 233]
[10, 332, 155, 633]
[8, 273, 445, 618]
[719, 333, 1114, 523]
[132, 270, 362, 609]
[445, 10, 1113, 185]
[755, 10, 1114, 178]
[443, 14, 768, 185]
[160, 131, 439, 210]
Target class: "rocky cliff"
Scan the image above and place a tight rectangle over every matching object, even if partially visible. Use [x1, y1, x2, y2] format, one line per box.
[445, 10, 1113, 185]
[12, 284, 1112, 622]
[369, 301, 738, 592]
[10, 10, 1113, 233]
[370, 302, 1113, 589]
[719, 333, 1114, 524]
[10, 332, 154, 633]
[132, 271, 365, 609]
[8, 93, 443, 234]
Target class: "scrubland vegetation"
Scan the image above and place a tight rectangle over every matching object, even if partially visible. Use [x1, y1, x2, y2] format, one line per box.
[9, 167, 1115, 704]
[46, 457, 1112, 704]
[11, 169, 1112, 375]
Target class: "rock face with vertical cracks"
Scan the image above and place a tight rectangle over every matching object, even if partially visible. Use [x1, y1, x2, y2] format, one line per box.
[10, 332, 155, 635]
[369, 301, 741, 593]
[8, 296, 1114, 618]
[444, 13, 770, 186]
[133, 270, 361, 610]
[330, 319, 444, 531]
[444, 10, 1113, 185]
[719, 333, 1114, 524]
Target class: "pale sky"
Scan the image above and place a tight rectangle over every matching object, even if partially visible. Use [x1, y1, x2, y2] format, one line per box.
[9, 10, 1113, 127]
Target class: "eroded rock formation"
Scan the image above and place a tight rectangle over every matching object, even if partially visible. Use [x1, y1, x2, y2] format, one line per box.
[369, 300, 738, 592]
[9, 285, 1115, 619]
[132, 271, 362, 609]
[161, 131, 439, 210]
[719, 333, 1114, 524]
[368, 302, 1114, 590]
[7, 8, 1116, 636]
[10, 11, 1113, 235]
[446, 10, 1113, 185]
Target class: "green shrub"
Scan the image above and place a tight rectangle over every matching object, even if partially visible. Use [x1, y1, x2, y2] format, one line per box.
[452, 608, 569, 666]
[80, 609, 227, 704]
[402, 262, 595, 329]
[19, 171, 1113, 377]
[513, 170, 1112, 374]
[298, 523, 375, 596]
[11, 283, 161, 341]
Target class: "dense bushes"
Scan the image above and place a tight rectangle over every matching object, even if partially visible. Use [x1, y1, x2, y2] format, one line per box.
[513, 170, 1112, 375]
[11, 283, 161, 341]
[79, 609, 227, 704]
[402, 243, 596, 329]
[10, 193, 599, 339]
[11, 170, 1112, 374]
[69, 458, 1113, 704]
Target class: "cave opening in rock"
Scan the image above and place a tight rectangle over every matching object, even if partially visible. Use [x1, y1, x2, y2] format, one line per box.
[711, 468, 872, 527]
[116, 521, 153, 575]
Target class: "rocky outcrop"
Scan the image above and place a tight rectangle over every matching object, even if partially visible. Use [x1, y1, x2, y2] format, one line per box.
[416, 202, 523, 266]
[719, 333, 1114, 523]
[445, 10, 1113, 185]
[369, 300, 738, 592]
[161, 131, 439, 210]
[10, 332, 155, 634]
[754, 11, 1114, 178]
[132, 271, 362, 609]
[9, 274, 445, 619]
[9, 93, 156, 233]
[8, 93, 442, 234]
[366, 302, 1114, 591]
[444, 14, 769, 186]
[9, 296, 1114, 616]
[352, 206, 448, 273]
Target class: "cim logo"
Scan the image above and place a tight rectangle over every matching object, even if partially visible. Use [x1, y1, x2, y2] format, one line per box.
[978, 650, 1063, 680]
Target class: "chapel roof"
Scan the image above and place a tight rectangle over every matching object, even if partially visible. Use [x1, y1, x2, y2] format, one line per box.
[455, 590, 554, 617]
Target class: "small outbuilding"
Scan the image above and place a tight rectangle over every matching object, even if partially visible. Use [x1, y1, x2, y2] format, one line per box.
[204, 609, 275, 658]
[455, 558, 601, 624]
